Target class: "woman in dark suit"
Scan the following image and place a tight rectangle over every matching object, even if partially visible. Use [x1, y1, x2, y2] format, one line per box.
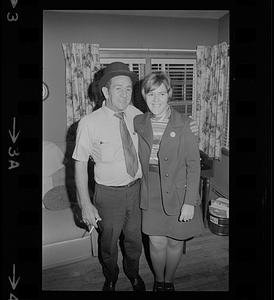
[134, 72, 204, 291]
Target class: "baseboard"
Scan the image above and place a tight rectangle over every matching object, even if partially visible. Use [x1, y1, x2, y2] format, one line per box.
[42, 236, 92, 270]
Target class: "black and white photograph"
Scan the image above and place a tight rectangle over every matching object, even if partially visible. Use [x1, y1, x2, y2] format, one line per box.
[1, 2, 272, 299]
[42, 10, 230, 292]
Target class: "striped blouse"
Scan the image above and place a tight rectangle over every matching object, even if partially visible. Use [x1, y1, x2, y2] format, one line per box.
[149, 106, 171, 165]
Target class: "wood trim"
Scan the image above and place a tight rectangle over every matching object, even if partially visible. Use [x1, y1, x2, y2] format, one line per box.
[100, 47, 197, 52]
[99, 50, 196, 60]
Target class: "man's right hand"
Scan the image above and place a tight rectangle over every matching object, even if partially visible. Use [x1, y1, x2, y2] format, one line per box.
[82, 203, 102, 228]
[75, 160, 101, 228]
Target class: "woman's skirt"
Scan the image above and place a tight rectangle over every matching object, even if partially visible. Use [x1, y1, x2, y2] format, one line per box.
[142, 166, 205, 240]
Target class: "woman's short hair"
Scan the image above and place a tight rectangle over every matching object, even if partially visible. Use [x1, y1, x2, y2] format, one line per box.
[141, 72, 172, 99]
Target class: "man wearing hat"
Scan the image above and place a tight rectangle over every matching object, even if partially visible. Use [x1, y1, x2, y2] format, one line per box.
[73, 62, 198, 291]
[73, 62, 145, 291]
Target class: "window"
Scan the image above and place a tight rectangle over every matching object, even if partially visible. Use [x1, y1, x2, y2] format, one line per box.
[99, 49, 229, 152]
[151, 59, 196, 116]
[100, 58, 146, 80]
[100, 55, 196, 116]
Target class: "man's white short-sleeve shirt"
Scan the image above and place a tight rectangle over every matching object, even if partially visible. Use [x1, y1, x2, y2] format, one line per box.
[73, 105, 143, 186]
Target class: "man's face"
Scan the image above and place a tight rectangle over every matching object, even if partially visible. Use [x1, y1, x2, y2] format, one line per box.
[103, 75, 133, 112]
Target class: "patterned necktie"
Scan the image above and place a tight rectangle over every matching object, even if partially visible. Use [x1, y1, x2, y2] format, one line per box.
[114, 112, 138, 178]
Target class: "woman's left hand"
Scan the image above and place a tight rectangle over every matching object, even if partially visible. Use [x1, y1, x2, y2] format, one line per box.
[179, 204, 194, 222]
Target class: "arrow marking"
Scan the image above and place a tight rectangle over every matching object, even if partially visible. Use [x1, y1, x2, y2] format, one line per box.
[10, 0, 18, 9]
[8, 117, 20, 144]
[8, 264, 20, 290]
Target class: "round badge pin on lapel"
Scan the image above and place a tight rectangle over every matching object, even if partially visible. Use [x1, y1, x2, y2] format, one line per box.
[170, 131, 176, 137]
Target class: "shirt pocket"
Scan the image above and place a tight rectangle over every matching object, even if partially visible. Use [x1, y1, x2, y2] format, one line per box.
[98, 140, 115, 162]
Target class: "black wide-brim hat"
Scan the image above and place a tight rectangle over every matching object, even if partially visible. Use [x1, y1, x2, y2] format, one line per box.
[99, 62, 138, 90]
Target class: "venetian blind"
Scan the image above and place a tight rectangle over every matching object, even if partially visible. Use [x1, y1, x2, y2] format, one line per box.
[100, 58, 146, 80]
[151, 59, 196, 116]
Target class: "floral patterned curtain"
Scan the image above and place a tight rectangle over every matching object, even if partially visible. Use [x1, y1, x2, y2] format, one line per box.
[193, 42, 229, 159]
[62, 43, 100, 127]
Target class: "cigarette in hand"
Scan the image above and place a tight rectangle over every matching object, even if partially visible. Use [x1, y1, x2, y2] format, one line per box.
[89, 219, 99, 234]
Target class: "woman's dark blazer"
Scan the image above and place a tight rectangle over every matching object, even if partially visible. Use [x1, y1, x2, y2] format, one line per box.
[134, 108, 201, 216]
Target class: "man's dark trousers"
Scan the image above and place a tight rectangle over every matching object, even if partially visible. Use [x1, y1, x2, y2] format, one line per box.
[94, 180, 142, 282]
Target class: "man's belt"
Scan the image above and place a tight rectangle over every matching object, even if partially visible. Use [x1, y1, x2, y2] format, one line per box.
[98, 178, 140, 189]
